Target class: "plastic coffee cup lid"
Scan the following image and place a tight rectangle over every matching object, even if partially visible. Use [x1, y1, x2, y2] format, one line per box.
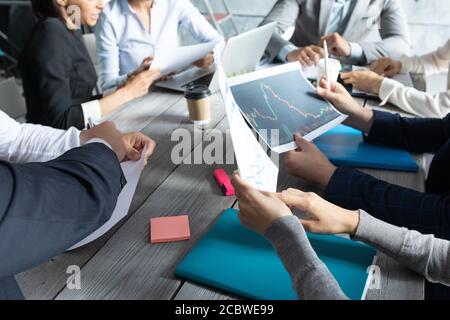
[184, 84, 212, 100]
[317, 58, 341, 70]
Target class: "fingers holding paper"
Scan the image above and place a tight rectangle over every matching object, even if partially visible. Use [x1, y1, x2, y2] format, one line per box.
[192, 52, 215, 69]
[142, 56, 154, 66]
[316, 78, 364, 115]
[122, 132, 156, 165]
[316, 78, 375, 134]
[128, 56, 155, 78]
[123, 68, 161, 100]
[233, 170, 360, 236]
[232, 172, 292, 235]
[283, 133, 336, 190]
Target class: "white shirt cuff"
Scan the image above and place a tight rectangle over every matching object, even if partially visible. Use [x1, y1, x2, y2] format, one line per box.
[349, 42, 365, 63]
[400, 55, 412, 74]
[84, 138, 113, 150]
[379, 77, 404, 105]
[278, 43, 298, 62]
[70, 127, 82, 148]
[81, 100, 102, 128]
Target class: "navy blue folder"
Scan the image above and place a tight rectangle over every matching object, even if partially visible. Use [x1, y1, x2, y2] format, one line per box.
[315, 125, 419, 172]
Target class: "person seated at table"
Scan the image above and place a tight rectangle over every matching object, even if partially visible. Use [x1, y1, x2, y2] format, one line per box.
[261, 0, 410, 67]
[231, 173, 450, 300]
[19, 0, 161, 130]
[0, 109, 156, 299]
[340, 38, 450, 118]
[281, 78, 450, 299]
[96, 0, 222, 92]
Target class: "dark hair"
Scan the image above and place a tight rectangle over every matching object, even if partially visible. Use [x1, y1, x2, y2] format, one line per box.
[31, 0, 60, 20]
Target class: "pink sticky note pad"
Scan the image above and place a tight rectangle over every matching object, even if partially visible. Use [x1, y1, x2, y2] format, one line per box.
[150, 215, 191, 244]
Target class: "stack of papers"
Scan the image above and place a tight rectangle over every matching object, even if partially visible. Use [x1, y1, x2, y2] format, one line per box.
[152, 41, 219, 76]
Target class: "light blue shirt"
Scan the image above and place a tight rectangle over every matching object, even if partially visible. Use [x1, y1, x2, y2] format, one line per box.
[96, 0, 222, 91]
[278, 0, 364, 63]
[325, 0, 354, 35]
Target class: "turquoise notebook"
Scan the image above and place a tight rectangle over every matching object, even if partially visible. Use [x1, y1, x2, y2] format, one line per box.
[315, 125, 419, 172]
[176, 209, 376, 300]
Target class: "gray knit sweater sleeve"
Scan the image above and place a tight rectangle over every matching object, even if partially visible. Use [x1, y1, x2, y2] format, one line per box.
[354, 210, 450, 286]
[266, 211, 450, 301]
[264, 215, 349, 300]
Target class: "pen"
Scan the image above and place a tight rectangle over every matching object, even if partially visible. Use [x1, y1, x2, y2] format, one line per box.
[323, 40, 331, 90]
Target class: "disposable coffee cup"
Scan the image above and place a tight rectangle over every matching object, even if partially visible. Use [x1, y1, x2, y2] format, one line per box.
[317, 58, 342, 84]
[184, 85, 212, 128]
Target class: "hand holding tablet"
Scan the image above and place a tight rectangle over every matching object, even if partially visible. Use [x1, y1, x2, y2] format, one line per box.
[227, 62, 347, 153]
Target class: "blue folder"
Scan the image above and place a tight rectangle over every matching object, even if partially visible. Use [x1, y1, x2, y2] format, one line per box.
[315, 125, 419, 172]
[176, 209, 376, 300]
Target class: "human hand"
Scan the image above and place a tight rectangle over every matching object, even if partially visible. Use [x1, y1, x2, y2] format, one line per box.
[283, 134, 336, 189]
[286, 45, 324, 67]
[280, 188, 360, 235]
[316, 78, 374, 133]
[79, 121, 127, 161]
[193, 53, 214, 69]
[370, 57, 402, 77]
[128, 56, 154, 78]
[231, 172, 292, 235]
[340, 70, 384, 95]
[123, 68, 161, 100]
[121, 132, 156, 165]
[319, 33, 351, 58]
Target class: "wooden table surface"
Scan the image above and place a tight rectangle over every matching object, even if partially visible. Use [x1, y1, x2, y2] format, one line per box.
[16, 82, 425, 300]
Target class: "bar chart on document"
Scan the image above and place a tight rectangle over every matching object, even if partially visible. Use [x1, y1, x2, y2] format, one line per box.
[230, 68, 342, 148]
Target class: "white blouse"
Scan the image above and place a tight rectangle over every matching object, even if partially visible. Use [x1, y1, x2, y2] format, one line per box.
[379, 38, 450, 118]
[96, 0, 221, 91]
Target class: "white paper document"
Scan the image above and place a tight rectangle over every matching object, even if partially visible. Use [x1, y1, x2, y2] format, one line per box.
[217, 63, 279, 192]
[257, 60, 317, 80]
[69, 146, 147, 250]
[152, 41, 218, 76]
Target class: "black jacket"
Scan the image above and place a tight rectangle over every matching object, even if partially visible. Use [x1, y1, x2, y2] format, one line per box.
[20, 18, 98, 130]
[0, 143, 126, 299]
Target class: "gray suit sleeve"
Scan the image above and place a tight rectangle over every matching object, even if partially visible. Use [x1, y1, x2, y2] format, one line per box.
[354, 211, 450, 286]
[261, 0, 302, 61]
[265, 215, 349, 300]
[360, 0, 411, 62]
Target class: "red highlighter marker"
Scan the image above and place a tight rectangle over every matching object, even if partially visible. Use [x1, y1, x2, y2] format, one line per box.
[214, 169, 235, 196]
